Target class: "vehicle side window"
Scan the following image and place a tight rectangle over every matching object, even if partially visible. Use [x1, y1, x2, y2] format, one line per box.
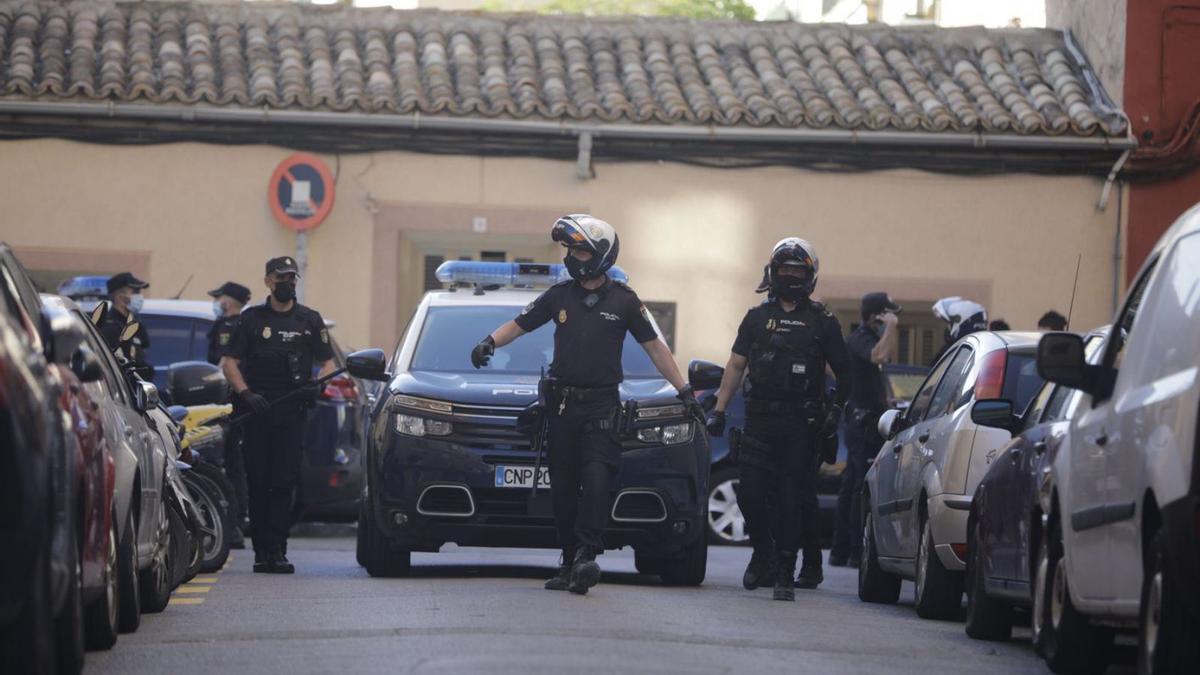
[1023, 382, 1056, 428]
[926, 347, 974, 419]
[190, 319, 212, 362]
[79, 314, 127, 403]
[140, 315, 194, 366]
[1117, 233, 1200, 389]
[906, 348, 957, 421]
[0, 263, 41, 352]
[1105, 257, 1159, 371]
[1, 252, 47, 329]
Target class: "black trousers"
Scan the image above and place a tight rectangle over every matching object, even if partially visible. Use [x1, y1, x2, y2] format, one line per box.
[545, 391, 621, 556]
[223, 425, 249, 522]
[739, 412, 820, 559]
[832, 411, 881, 559]
[243, 404, 305, 557]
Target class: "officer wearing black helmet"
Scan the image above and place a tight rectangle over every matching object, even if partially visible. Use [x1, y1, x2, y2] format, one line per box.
[706, 238, 851, 601]
[206, 281, 251, 365]
[221, 257, 335, 574]
[98, 272, 152, 368]
[470, 214, 699, 596]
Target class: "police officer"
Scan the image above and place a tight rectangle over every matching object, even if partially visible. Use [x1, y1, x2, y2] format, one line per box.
[221, 257, 334, 574]
[206, 281, 251, 365]
[98, 272, 151, 368]
[470, 214, 699, 596]
[706, 238, 851, 601]
[830, 292, 900, 568]
[931, 296, 987, 363]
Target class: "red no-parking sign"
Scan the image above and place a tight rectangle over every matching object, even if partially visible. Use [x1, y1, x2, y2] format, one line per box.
[268, 153, 335, 231]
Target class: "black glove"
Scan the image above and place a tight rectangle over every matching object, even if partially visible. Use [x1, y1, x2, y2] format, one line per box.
[239, 389, 270, 415]
[676, 385, 704, 421]
[471, 335, 495, 369]
[819, 404, 843, 440]
[706, 410, 726, 437]
[301, 381, 323, 407]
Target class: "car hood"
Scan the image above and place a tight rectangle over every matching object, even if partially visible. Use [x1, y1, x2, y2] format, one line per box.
[390, 370, 678, 407]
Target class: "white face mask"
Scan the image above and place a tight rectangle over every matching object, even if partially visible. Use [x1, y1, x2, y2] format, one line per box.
[129, 294, 144, 313]
[213, 300, 224, 318]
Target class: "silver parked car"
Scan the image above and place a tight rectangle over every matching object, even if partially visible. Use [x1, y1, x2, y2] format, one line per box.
[859, 331, 1044, 619]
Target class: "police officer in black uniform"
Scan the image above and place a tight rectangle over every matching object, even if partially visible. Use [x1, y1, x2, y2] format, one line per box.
[98, 272, 152, 370]
[206, 281, 251, 365]
[706, 238, 851, 601]
[470, 214, 700, 596]
[221, 257, 334, 574]
[830, 292, 900, 568]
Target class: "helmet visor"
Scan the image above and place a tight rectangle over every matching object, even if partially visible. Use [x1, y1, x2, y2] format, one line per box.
[551, 220, 590, 249]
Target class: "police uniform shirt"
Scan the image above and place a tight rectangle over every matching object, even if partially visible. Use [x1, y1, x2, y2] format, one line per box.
[98, 308, 151, 361]
[846, 324, 888, 413]
[731, 299, 851, 402]
[206, 315, 240, 365]
[226, 303, 334, 393]
[513, 278, 657, 388]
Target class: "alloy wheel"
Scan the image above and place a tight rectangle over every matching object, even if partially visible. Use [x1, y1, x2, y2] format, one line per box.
[916, 522, 930, 603]
[1142, 567, 1162, 665]
[707, 478, 747, 544]
[104, 525, 119, 628]
[1033, 540, 1049, 643]
[1051, 557, 1067, 630]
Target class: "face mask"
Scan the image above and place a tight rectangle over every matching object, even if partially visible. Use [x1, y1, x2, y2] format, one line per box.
[129, 294, 144, 313]
[771, 277, 808, 302]
[272, 281, 297, 303]
[563, 254, 595, 282]
[213, 300, 224, 318]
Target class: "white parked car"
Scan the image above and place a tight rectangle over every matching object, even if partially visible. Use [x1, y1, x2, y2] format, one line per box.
[1034, 203, 1200, 674]
[859, 331, 1043, 619]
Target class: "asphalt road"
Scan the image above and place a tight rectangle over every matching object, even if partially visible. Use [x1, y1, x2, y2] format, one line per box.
[87, 532, 1137, 675]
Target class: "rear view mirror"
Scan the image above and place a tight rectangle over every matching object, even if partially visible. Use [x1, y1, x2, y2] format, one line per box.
[1037, 333, 1109, 396]
[688, 360, 725, 391]
[971, 399, 1016, 431]
[346, 348, 389, 382]
[877, 409, 901, 439]
[70, 347, 103, 383]
[167, 361, 229, 407]
[133, 380, 160, 413]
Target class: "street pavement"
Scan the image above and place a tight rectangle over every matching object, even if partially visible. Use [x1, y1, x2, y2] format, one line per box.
[87, 531, 1137, 675]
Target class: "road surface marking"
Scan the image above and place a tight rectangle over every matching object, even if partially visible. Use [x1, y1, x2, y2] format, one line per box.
[168, 597, 205, 606]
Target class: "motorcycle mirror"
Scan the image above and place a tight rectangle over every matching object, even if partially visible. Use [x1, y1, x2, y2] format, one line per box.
[120, 321, 140, 344]
[89, 301, 107, 327]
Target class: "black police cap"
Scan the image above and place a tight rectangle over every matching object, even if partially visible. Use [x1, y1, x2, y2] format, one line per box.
[861, 292, 902, 317]
[106, 272, 149, 294]
[265, 256, 301, 277]
[208, 281, 251, 305]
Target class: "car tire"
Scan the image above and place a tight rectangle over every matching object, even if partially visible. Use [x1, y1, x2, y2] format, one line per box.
[858, 510, 901, 604]
[914, 512, 963, 620]
[964, 523, 1012, 641]
[658, 534, 708, 587]
[183, 466, 232, 574]
[54, 529, 85, 675]
[83, 511, 120, 650]
[138, 506, 173, 614]
[358, 498, 411, 578]
[1138, 529, 1196, 675]
[1033, 515, 1111, 674]
[115, 507, 141, 633]
[167, 496, 200, 587]
[633, 549, 663, 576]
[0, 547, 55, 674]
[706, 467, 748, 546]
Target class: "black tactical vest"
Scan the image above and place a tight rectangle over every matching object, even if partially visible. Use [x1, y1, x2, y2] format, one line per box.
[745, 302, 826, 401]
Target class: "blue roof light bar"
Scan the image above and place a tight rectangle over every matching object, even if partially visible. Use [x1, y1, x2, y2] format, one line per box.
[434, 261, 627, 288]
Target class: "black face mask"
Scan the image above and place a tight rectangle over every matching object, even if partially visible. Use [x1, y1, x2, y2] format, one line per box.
[272, 281, 297, 303]
[563, 254, 597, 282]
[772, 277, 809, 302]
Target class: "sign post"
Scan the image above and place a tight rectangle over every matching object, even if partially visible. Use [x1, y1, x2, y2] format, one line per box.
[267, 153, 335, 303]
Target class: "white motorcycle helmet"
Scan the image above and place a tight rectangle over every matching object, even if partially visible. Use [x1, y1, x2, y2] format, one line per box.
[551, 214, 619, 281]
[932, 296, 989, 343]
[762, 237, 819, 301]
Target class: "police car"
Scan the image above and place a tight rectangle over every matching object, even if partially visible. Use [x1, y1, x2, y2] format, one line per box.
[354, 262, 713, 584]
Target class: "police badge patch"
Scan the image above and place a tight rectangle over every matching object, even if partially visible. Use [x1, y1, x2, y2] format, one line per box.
[263, 326, 272, 339]
[558, 309, 567, 324]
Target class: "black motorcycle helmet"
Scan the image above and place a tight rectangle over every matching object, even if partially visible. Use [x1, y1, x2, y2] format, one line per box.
[551, 214, 620, 281]
[766, 237, 819, 301]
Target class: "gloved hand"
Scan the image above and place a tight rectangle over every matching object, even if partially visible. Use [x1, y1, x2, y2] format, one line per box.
[676, 385, 704, 421]
[239, 389, 270, 415]
[471, 335, 495, 369]
[706, 410, 726, 437]
[819, 404, 843, 440]
[300, 381, 323, 407]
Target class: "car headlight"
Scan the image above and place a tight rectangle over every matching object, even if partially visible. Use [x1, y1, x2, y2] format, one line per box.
[636, 422, 693, 445]
[395, 395, 453, 414]
[395, 414, 453, 437]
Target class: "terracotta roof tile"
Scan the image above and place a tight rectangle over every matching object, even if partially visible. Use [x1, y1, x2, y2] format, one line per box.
[0, 1, 1127, 137]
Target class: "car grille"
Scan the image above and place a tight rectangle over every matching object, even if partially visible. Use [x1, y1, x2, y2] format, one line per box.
[444, 402, 533, 452]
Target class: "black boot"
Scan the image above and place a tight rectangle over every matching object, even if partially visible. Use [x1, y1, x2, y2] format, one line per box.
[268, 551, 295, 575]
[742, 548, 775, 590]
[773, 553, 796, 602]
[795, 552, 824, 589]
[252, 550, 270, 574]
[568, 547, 601, 595]
[544, 550, 573, 591]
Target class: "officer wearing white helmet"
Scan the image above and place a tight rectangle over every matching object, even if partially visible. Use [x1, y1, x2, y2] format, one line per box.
[706, 238, 852, 601]
[470, 215, 699, 596]
[931, 296, 988, 363]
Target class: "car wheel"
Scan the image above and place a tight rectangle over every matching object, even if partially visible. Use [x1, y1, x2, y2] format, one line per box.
[914, 512, 964, 620]
[167, 496, 200, 586]
[0, 547, 55, 674]
[658, 533, 708, 587]
[83, 511, 120, 650]
[964, 523, 1012, 641]
[1033, 515, 1111, 674]
[54, 529, 85, 675]
[858, 510, 901, 604]
[115, 507, 140, 633]
[1138, 529, 1196, 674]
[138, 505, 173, 614]
[358, 498, 410, 578]
[183, 468, 231, 574]
[706, 467, 748, 546]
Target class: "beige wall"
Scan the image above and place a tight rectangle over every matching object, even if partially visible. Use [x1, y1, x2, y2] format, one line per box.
[0, 138, 1120, 366]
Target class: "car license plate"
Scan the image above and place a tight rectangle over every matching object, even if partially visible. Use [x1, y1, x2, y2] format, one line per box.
[494, 465, 550, 489]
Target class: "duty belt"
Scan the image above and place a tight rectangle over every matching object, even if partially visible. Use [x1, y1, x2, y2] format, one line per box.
[556, 385, 619, 404]
[745, 398, 821, 416]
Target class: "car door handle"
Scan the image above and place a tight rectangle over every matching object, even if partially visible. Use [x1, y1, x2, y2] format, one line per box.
[124, 427, 135, 440]
[1009, 447, 1022, 462]
[1033, 441, 1047, 455]
[891, 444, 902, 454]
[1090, 433, 1108, 447]
[918, 432, 930, 443]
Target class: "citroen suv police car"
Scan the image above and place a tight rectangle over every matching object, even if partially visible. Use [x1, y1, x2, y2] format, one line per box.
[356, 262, 712, 585]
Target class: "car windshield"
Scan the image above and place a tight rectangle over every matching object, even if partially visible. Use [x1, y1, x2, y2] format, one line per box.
[411, 305, 659, 378]
[1001, 352, 1042, 413]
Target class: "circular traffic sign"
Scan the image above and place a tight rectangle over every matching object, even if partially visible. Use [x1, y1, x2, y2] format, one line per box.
[268, 153, 335, 231]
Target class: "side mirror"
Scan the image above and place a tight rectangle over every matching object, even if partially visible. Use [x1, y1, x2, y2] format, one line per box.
[971, 399, 1017, 431]
[89, 301, 107, 327]
[1037, 332, 1108, 396]
[167, 361, 229, 407]
[688, 360, 725, 391]
[877, 409, 902, 439]
[70, 347, 104, 383]
[119, 321, 141, 345]
[43, 308, 86, 365]
[132, 380, 160, 413]
[346, 348, 389, 382]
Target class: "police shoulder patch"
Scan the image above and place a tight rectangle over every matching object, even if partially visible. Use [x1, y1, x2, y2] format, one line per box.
[640, 305, 651, 323]
[521, 301, 535, 315]
[320, 329, 329, 344]
[219, 333, 230, 346]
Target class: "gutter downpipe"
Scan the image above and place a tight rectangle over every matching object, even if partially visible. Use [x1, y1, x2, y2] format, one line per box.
[0, 100, 1138, 152]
